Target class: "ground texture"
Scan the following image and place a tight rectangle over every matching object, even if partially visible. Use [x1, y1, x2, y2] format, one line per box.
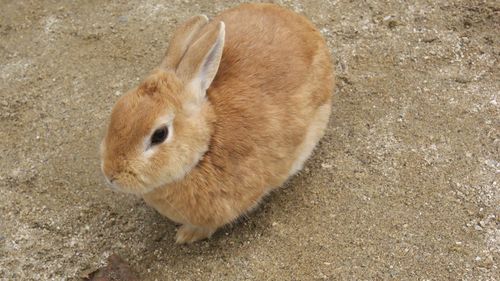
[0, 0, 499, 280]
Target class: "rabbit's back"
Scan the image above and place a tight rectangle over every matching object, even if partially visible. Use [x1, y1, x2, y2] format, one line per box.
[206, 3, 333, 183]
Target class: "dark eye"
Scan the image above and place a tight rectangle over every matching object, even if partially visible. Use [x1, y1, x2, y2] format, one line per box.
[151, 126, 169, 145]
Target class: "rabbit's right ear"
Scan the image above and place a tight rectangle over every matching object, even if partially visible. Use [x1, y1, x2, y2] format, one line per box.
[175, 21, 225, 95]
[161, 15, 209, 69]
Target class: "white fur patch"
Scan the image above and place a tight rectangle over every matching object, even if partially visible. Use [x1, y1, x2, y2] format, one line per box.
[289, 104, 331, 176]
[183, 79, 207, 115]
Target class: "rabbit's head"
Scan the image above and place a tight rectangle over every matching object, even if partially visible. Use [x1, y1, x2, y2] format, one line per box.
[101, 16, 224, 194]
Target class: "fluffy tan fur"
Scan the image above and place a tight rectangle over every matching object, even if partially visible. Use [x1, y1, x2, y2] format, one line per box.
[101, 3, 334, 243]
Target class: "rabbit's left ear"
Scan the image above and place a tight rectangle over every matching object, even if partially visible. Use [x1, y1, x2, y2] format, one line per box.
[175, 21, 225, 95]
[161, 15, 209, 70]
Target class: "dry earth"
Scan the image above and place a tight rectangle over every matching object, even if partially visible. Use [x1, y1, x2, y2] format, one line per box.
[0, 0, 499, 280]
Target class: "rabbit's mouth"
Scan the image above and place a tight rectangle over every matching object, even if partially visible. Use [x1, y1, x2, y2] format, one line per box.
[103, 175, 118, 189]
[101, 165, 153, 195]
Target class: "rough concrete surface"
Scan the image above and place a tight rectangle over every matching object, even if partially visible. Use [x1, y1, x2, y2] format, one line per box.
[0, 0, 498, 280]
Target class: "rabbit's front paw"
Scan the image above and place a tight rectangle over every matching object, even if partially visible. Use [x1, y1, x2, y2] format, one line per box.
[175, 225, 215, 244]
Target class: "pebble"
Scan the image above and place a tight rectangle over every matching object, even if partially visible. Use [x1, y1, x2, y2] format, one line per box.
[321, 163, 332, 169]
[484, 159, 498, 168]
[118, 16, 128, 23]
[422, 36, 438, 43]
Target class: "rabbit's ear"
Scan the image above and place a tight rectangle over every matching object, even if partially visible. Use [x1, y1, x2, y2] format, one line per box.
[161, 15, 209, 69]
[176, 21, 225, 94]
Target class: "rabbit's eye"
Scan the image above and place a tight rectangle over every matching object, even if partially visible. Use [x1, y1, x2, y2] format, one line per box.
[151, 126, 169, 145]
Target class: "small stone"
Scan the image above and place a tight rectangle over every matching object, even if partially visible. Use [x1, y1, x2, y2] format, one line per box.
[422, 37, 438, 43]
[84, 254, 139, 280]
[321, 163, 332, 169]
[11, 168, 21, 178]
[484, 159, 498, 168]
[118, 16, 128, 23]
[123, 222, 136, 232]
[478, 255, 494, 269]
[387, 20, 401, 29]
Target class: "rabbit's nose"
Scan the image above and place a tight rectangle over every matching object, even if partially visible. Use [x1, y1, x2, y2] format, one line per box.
[107, 176, 116, 184]
[101, 162, 117, 186]
[104, 175, 120, 190]
[104, 173, 116, 184]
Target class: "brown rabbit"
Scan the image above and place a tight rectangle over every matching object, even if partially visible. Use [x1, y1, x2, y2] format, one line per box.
[101, 3, 334, 243]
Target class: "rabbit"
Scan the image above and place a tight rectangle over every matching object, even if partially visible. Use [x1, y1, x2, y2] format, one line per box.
[100, 3, 334, 244]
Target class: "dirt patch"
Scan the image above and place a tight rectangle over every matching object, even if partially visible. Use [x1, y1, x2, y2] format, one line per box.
[0, 0, 498, 280]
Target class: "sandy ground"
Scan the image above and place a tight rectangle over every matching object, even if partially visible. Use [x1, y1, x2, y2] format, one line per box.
[0, 0, 499, 280]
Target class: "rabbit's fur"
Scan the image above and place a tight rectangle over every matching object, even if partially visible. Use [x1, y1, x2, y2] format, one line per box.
[101, 3, 334, 243]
